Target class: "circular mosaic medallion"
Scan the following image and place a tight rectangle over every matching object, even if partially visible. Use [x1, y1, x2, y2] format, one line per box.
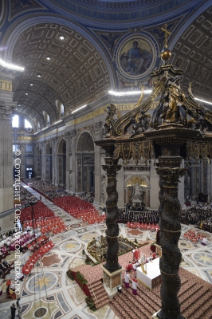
[193, 252, 212, 266]
[60, 240, 81, 252]
[116, 35, 157, 80]
[27, 272, 58, 293]
[178, 240, 193, 250]
[34, 307, 47, 318]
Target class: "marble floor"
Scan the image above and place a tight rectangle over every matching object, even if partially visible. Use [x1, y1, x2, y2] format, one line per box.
[1, 184, 212, 319]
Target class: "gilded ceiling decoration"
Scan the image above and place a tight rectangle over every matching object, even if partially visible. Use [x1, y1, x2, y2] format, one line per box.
[127, 176, 147, 187]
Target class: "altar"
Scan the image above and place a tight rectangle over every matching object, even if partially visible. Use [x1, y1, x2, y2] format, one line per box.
[136, 257, 162, 290]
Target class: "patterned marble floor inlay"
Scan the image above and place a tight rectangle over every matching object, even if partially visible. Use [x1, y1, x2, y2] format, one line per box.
[27, 272, 58, 293]
[41, 254, 61, 266]
[192, 252, 212, 266]
[60, 240, 81, 252]
[2, 184, 211, 319]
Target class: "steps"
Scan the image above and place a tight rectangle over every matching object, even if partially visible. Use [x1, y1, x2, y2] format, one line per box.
[87, 280, 110, 309]
[110, 274, 212, 319]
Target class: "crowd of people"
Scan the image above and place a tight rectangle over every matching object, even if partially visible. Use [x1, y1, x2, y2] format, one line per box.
[23, 179, 66, 200]
[20, 186, 37, 203]
[180, 205, 212, 232]
[118, 209, 159, 224]
[78, 192, 95, 203]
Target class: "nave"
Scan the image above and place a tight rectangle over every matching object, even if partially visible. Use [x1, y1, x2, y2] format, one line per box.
[1, 185, 212, 319]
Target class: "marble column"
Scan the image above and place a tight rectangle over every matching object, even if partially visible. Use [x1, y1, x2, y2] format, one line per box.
[191, 161, 197, 200]
[41, 142, 46, 181]
[20, 143, 25, 178]
[93, 123, 102, 207]
[70, 130, 76, 193]
[51, 138, 58, 186]
[65, 132, 71, 192]
[0, 70, 16, 215]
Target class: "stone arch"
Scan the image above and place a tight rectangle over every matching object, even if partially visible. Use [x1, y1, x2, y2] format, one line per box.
[124, 175, 150, 208]
[46, 143, 52, 155]
[76, 131, 95, 193]
[77, 131, 94, 152]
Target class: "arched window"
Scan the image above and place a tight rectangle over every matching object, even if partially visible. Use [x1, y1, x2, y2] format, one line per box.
[60, 103, 64, 117]
[43, 111, 50, 126]
[12, 115, 19, 128]
[25, 119, 32, 129]
[47, 114, 50, 125]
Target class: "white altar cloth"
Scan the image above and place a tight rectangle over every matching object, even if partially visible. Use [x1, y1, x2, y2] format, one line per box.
[136, 257, 161, 289]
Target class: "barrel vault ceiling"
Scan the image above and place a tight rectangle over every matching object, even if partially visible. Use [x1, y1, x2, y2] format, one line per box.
[0, 0, 211, 127]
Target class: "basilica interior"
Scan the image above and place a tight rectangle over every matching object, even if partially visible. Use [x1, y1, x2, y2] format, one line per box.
[1, 1, 212, 319]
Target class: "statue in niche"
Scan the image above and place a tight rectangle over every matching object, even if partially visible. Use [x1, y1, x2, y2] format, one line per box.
[132, 183, 143, 200]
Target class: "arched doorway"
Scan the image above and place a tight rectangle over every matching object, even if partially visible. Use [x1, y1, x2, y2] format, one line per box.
[35, 145, 42, 178]
[57, 139, 66, 186]
[124, 176, 149, 208]
[45, 143, 52, 182]
[76, 132, 95, 193]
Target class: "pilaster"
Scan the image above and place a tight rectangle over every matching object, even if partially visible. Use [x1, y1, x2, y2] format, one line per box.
[0, 68, 16, 213]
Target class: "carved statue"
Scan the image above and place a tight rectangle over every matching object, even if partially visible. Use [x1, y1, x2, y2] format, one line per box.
[132, 183, 143, 200]
[151, 76, 187, 128]
[103, 104, 117, 138]
[131, 110, 150, 136]
[195, 108, 207, 132]
[160, 77, 185, 123]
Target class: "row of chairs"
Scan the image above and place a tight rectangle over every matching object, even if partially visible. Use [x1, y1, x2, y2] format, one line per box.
[127, 222, 159, 232]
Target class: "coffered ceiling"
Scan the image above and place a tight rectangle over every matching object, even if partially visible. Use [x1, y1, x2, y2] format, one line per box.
[0, 0, 211, 129]
[171, 5, 212, 102]
[12, 23, 111, 128]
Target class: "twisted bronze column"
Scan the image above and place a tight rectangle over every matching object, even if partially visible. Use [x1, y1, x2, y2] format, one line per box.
[102, 157, 121, 272]
[156, 158, 186, 319]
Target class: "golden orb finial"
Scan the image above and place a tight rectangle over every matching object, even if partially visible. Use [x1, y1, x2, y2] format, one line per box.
[161, 48, 172, 61]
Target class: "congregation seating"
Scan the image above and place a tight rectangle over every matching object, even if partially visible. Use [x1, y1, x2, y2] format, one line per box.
[22, 240, 54, 275]
[20, 201, 55, 222]
[183, 230, 205, 244]
[22, 178, 66, 200]
[23, 216, 67, 236]
[53, 196, 104, 224]
[126, 221, 159, 232]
